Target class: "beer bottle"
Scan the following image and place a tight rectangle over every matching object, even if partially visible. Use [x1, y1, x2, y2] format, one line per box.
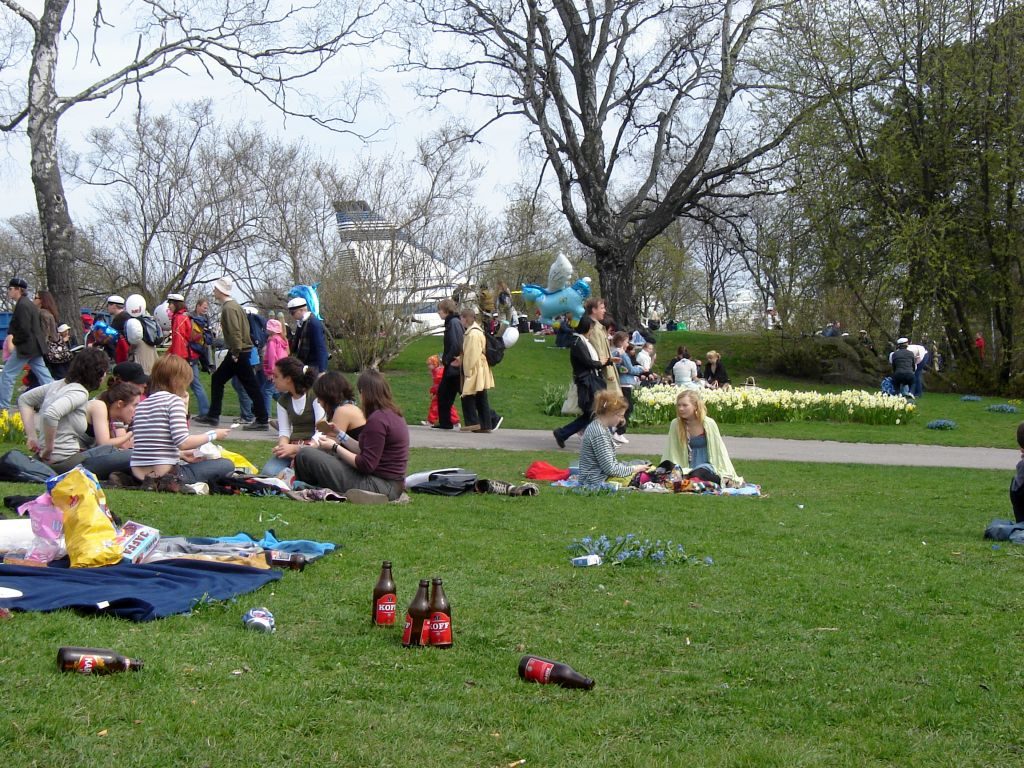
[401, 579, 431, 647]
[517, 655, 594, 690]
[372, 560, 398, 626]
[428, 577, 452, 648]
[264, 550, 307, 571]
[57, 646, 144, 675]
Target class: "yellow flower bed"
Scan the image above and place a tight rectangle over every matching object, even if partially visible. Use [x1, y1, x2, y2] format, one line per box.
[0, 410, 26, 442]
[633, 385, 915, 426]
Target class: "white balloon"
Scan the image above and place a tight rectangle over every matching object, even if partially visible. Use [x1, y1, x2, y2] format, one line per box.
[502, 326, 520, 348]
[153, 301, 172, 332]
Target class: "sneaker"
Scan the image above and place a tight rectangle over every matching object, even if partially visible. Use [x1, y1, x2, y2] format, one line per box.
[474, 478, 513, 495]
[462, 424, 481, 433]
[553, 430, 566, 449]
[430, 424, 454, 430]
[612, 434, 629, 445]
[509, 482, 539, 497]
[345, 488, 389, 505]
[269, 419, 279, 430]
[420, 420, 433, 427]
[242, 422, 270, 431]
[106, 470, 138, 488]
[182, 482, 209, 495]
[238, 417, 256, 425]
[492, 415, 504, 431]
[192, 415, 219, 427]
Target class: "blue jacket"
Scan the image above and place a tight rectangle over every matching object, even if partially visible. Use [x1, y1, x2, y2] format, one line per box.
[611, 348, 643, 387]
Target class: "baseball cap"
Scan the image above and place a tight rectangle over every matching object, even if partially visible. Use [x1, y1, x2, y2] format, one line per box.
[8, 277, 28, 290]
[112, 361, 149, 385]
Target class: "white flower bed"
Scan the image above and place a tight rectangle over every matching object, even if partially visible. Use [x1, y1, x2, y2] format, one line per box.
[632, 385, 915, 426]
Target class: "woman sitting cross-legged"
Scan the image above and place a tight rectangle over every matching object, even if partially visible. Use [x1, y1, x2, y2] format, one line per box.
[260, 357, 321, 477]
[661, 389, 744, 487]
[49, 381, 140, 479]
[578, 390, 652, 489]
[129, 354, 234, 486]
[18, 347, 111, 466]
[294, 369, 409, 500]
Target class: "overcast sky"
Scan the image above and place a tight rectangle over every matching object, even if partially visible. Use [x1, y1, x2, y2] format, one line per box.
[0, 1, 531, 224]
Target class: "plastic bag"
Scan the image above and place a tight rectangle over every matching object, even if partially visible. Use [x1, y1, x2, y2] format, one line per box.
[48, 467, 121, 568]
[16, 492, 66, 563]
[216, 447, 258, 475]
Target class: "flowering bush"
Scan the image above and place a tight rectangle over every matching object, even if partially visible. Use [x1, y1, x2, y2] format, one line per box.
[568, 533, 712, 566]
[985, 404, 1019, 414]
[631, 385, 915, 426]
[0, 410, 25, 442]
[926, 419, 957, 430]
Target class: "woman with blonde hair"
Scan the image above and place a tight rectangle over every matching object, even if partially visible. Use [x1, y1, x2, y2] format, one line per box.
[702, 350, 731, 390]
[662, 389, 743, 486]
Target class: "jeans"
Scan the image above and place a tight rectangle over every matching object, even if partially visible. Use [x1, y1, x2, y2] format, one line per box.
[261, 454, 292, 477]
[178, 458, 236, 485]
[0, 351, 53, 412]
[462, 391, 497, 430]
[912, 363, 926, 397]
[189, 359, 210, 417]
[209, 354, 268, 424]
[261, 376, 277, 416]
[50, 445, 132, 480]
[232, 376, 254, 421]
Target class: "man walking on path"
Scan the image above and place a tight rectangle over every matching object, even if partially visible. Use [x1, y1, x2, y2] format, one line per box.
[433, 298, 463, 430]
[288, 296, 328, 373]
[0, 277, 53, 411]
[584, 297, 621, 396]
[193, 277, 268, 430]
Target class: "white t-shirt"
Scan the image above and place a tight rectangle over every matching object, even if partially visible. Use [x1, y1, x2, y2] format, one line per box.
[673, 358, 699, 385]
[636, 349, 652, 372]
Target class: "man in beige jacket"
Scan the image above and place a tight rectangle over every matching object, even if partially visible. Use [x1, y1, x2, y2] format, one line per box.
[584, 297, 621, 396]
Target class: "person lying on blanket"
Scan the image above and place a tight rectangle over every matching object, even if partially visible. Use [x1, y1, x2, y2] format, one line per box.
[578, 390, 651, 489]
[661, 389, 745, 488]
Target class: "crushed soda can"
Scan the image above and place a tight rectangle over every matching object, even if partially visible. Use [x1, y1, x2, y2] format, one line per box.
[242, 607, 276, 633]
[571, 554, 603, 567]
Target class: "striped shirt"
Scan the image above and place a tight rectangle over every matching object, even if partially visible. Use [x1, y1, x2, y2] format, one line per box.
[578, 419, 634, 487]
[130, 391, 189, 468]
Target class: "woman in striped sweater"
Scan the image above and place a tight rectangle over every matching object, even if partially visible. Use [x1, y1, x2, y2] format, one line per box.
[578, 390, 652, 489]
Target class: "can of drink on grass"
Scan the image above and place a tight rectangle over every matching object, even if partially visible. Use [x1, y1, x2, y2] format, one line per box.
[242, 607, 276, 633]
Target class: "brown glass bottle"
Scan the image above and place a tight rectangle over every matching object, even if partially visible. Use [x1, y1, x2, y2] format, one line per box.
[401, 579, 432, 647]
[372, 560, 398, 626]
[264, 550, 307, 571]
[428, 577, 452, 648]
[57, 646, 144, 675]
[517, 656, 594, 690]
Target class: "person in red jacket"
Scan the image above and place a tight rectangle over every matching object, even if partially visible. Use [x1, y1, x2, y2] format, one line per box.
[422, 354, 460, 427]
[167, 292, 210, 417]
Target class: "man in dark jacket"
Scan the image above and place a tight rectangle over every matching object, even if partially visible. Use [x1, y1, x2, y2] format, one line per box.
[0, 277, 53, 412]
[433, 298, 464, 430]
[288, 297, 328, 373]
[889, 337, 916, 399]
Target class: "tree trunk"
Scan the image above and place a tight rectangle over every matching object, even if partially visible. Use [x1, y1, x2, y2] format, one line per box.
[593, 247, 640, 330]
[27, 1, 83, 343]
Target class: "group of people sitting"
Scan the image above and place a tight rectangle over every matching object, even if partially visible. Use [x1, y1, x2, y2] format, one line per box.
[16, 350, 410, 500]
[665, 346, 731, 390]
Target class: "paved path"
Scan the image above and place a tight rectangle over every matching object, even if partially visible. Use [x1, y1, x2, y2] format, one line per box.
[194, 424, 1017, 469]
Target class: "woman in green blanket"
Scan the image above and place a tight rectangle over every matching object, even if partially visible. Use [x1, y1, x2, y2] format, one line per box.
[662, 389, 744, 487]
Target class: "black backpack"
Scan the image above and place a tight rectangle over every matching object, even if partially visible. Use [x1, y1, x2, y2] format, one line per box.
[483, 326, 505, 367]
[0, 450, 54, 483]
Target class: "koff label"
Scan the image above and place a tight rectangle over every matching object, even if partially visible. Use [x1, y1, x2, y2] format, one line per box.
[523, 658, 554, 684]
[429, 611, 452, 645]
[375, 594, 397, 625]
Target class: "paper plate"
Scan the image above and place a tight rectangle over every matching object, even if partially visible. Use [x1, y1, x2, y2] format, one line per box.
[0, 586, 24, 599]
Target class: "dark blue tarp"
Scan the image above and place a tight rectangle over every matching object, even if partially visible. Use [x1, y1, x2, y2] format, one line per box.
[0, 558, 281, 621]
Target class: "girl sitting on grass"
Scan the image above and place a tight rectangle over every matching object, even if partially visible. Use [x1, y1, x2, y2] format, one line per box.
[578, 390, 651, 489]
[662, 389, 744, 487]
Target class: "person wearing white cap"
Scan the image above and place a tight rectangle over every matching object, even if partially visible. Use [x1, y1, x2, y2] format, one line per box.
[193, 277, 269, 429]
[0, 277, 53, 411]
[288, 296, 328, 373]
[123, 294, 159, 375]
[106, 295, 126, 316]
[889, 337, 916, 399]
[906, 338, 929, 398]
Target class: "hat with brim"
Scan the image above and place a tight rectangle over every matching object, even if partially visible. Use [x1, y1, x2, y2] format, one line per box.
[112, 361, 149, 385]
[213, 277, 234, 296]
[287, 297, 307, 310]
[56, 324, 70, 333]
[9, 278, 28, 290]
[897, 337, 909, 345]
[167, 293, 185, 302]
[107, 295, 125, 305]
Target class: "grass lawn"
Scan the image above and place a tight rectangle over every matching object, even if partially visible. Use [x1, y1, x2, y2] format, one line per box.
[384, 333, 1022, 449]
[1, 444, 1022, 766]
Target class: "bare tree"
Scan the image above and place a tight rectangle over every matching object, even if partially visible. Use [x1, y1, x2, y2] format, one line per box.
[0, 0, 384, 331]
[403, 0, 833, 327]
